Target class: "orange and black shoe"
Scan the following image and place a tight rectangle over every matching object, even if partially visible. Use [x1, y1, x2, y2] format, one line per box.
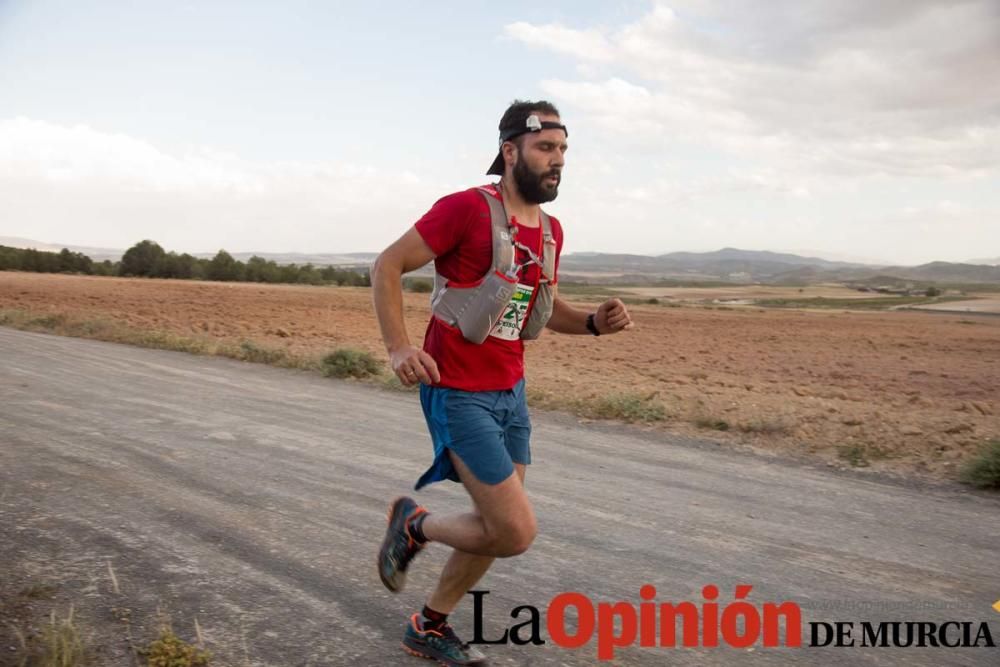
[378, 496, 427, 593]
[402, 613, 487, 666]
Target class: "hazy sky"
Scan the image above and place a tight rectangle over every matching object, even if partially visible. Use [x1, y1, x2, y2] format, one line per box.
[1, 0, 998, 265]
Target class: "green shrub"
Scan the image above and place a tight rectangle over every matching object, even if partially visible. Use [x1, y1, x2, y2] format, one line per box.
[838, 443, 869, 467]
[29, 313, 69, 329]
[404, 278, 433, 293]
[141, 626, 210, 667]
[737, 418, 791, 435]
[695, 417, 730, 432]
[380, 374, 419, 392]
[321, 349, 383, 378]
[959, 440, 1000, 490]
[578, 393, 667, 423]
[32, 606, 91, 667]
[236, 340, 288, 365]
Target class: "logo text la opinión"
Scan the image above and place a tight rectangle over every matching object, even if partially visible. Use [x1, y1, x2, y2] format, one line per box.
[468, 587, 996, 660]
[469, 585, 800, 660]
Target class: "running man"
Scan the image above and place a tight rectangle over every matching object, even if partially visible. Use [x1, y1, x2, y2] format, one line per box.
[372, 99, 634, 666]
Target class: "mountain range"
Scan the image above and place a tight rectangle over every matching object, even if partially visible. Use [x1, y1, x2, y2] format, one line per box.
[2, 236, 998, 285]
[557, 248, 1000, 285]
[0, 237, 377, 266]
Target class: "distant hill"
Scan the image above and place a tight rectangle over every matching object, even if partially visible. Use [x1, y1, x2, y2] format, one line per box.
[0, 237, 378, 267]
[0, 236, 123, 262]
[883, 261, 1000, 284]
[4, 237, 998, 285]
[559, 248, 1000, 285]
[559, 247, 874, 283]
[191, 251, 378, 267]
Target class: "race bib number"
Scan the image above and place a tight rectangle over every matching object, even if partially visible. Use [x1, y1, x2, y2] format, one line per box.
[489, 284, 534, 341]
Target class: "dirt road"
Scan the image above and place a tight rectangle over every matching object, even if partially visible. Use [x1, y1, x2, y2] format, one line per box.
[1, 329, 998, 665]
[3, 273, 999, 479]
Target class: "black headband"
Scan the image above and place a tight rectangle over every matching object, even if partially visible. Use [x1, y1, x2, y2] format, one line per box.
[498, 114, 569, 145]
[486, 114, 568, 175]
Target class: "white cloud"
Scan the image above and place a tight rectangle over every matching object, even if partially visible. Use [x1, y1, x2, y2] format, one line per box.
[503, 22, 616, 62]
[506, 1, 1000, 179]
[494, 1, 1000, 265]
[0, 117, 440, 252]
[2, 4, 996, 266]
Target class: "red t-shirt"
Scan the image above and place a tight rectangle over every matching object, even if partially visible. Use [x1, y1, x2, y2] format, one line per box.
[414, 184, 564, 391]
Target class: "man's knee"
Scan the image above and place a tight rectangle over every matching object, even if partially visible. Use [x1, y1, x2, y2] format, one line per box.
[488, 515, 537, 557]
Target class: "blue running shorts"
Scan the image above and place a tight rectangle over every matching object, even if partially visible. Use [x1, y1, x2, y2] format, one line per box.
[415, 378, 532, 490]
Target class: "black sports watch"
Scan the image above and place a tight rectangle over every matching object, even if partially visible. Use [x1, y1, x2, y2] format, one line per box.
[586, 313, 601, 336]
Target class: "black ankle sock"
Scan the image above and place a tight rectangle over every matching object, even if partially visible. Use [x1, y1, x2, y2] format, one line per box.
[408, 512, 429, 544]
[421, 605, 448, 631]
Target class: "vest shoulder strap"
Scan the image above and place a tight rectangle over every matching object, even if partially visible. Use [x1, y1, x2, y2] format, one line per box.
[476, 188, 515, 275]
[538, 210, 557, 283]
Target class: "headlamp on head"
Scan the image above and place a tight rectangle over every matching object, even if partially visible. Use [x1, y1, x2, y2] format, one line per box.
[487, 114, 568, 175]
[498, 114, 568, 146]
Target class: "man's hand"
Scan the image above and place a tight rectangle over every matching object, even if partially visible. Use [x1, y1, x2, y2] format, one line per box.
[596, 298, 634, 335]
[390, 344, 441, 386]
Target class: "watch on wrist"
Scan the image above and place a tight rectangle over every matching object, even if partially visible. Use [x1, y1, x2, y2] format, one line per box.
[586, 313, 601, 336]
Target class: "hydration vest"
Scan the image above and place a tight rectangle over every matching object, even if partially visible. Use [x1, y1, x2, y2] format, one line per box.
[430, 187, 557, 345]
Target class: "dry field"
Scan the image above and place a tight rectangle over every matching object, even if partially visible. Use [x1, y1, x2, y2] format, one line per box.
[913, 297, 1000, 314]
[3, 272, 998, 481]
[620, 283, 896, 301]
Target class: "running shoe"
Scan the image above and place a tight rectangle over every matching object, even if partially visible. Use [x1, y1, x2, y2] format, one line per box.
[402, 613, 487, 666]
[378, 496, 427, 592]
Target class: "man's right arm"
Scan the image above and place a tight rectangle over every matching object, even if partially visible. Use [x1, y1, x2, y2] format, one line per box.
[371, 227, 442, 386]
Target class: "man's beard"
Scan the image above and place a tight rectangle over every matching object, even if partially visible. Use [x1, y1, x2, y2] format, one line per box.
[513, 157, 560, 204]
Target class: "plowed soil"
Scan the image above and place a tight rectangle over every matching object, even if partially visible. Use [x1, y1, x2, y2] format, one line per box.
[3, 272, 998, 480]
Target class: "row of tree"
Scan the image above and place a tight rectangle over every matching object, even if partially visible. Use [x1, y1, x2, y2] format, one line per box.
[0, 240, 371, 287]
[0, 246, 116, 275]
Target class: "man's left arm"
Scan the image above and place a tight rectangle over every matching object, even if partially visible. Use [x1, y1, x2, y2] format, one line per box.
[546, 287, 634, 335]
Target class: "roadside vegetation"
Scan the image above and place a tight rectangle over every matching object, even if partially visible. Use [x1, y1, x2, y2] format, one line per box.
[2, 563, 213, 667]
[736, 416, 792, 435]
[403, 277, 433, 293]
[753, 295, 969, 310]
[959, 440, 1000, 489]
[321, 349, 383, 378]
[0, 241, 369, 287]
[694, 415, 731, 432]
[1, 305, 683, 429]
[8, 605, 90, 667]
[557, 281, 984, 312]
[837, 443, 891, 468]
[3, 285, 997, 489]
[140, 622, 211, 667]
[577, 392, 669, 423]
[526, 387, 669, 424]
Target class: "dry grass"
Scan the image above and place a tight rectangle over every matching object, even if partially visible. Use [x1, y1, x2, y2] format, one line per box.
[959, 439, 1000, 489]
[528, 388, 669, 423]
[8, 605, 91, 667]
[320, 348, 383, 378]
[139, 620, 211, 667]
[693, 416, 731, 432]
[1, 306, 673, 425]
[0, 309, 216, 356]
[5, 287, 997, 484]
[39, 607, 89, 667]
[837, 443, 891, 468]
[0, 307, 372, 381]
[1, 574, 218, 667]
[577, 392, 669, 423]
[380, 374, 420, 392]
[736, 417, 792, 435]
